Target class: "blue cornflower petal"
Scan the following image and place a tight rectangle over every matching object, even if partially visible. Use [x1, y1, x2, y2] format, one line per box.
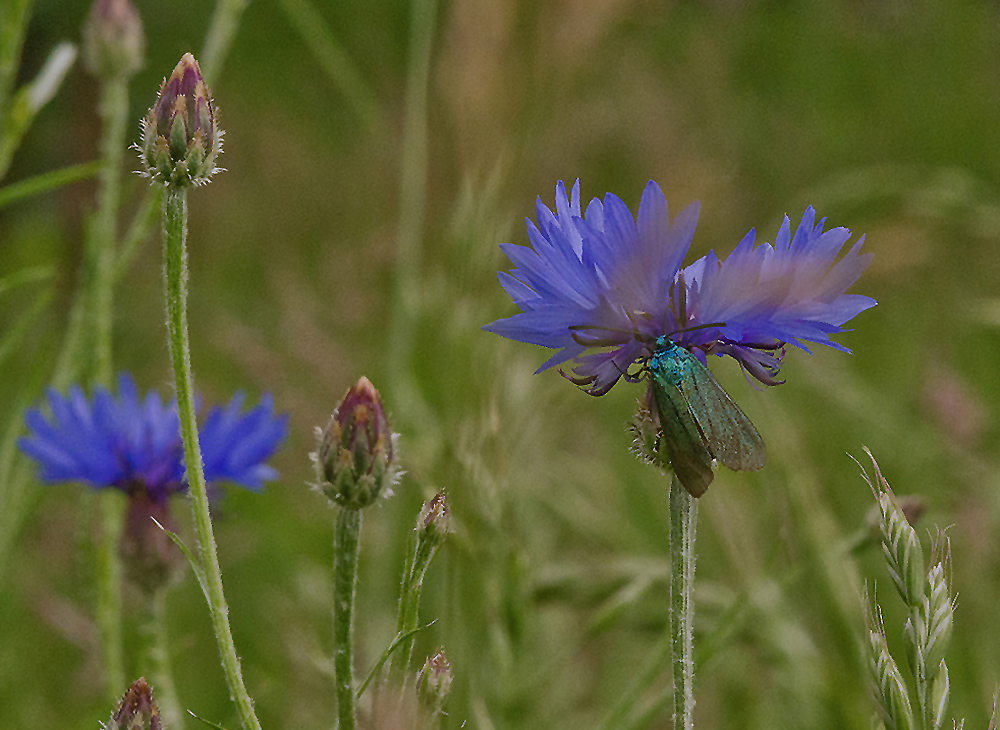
[200, 393, 288, 491]
[19, 374, 287, 502]
[683, 207, 876, 363]
[485, 181, 875, 391]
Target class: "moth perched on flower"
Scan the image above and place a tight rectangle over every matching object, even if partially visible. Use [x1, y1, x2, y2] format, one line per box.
[484, 180, 875, 496]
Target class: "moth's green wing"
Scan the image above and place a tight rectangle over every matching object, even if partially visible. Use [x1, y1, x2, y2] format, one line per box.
[676, 350, 767, 473]
[649, 373, 715, 498]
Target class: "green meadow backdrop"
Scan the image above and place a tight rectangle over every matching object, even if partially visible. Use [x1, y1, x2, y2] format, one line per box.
[2, 0, 1000, 727]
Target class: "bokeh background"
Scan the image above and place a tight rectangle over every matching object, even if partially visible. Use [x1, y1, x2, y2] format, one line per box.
[3, 0, 1000, 728]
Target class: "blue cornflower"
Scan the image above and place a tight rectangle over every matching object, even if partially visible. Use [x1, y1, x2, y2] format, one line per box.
[20, 373, 287, 503]
[483, 180, 876, 395]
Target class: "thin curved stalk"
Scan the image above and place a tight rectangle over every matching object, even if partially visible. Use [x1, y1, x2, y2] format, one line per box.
[162, 188, 261, 730]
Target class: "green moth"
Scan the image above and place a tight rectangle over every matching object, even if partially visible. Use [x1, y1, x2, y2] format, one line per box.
[648, 336, 767, 497]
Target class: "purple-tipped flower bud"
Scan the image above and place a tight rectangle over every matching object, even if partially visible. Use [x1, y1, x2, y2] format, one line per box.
[416, 648, 452, 713]
[107, 677, 162, 730]
[315, 377, 399, 509]
[138, 53, 223, 187]
[83, 0, 144, 80]
[416, 490, 450, 548]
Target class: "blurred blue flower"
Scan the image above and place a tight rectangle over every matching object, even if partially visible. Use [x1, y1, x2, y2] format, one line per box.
[484, 180, 876, 395]
[19, 373, 287, 503]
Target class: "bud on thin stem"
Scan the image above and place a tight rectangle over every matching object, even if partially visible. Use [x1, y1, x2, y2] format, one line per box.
[416, 648, 452, 727]
[395, 491, 450, 675]
[138, 54, 223, 187]
[315, 377, 400, 510]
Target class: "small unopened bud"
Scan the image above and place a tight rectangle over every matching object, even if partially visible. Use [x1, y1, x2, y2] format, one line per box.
[83, 0, 143, 80]
[107, 677, 161, 730]
[416, 491, 450, 548]
[416, 648, 452, 714]
[315, 377, 399, 509]
[138, 53, 223, 187]
[629, 390, 669, 471]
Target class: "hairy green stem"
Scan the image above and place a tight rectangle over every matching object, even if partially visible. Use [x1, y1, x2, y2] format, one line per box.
[162, 188, 261, 730]
[394, 529, 439, 676]
[92, 78, 127, 384]
[669, 474, 697, 730]
[334, 507, 362, 730]
[142, 589, 184, 730]
[91, 75, 130, 701]
[96, 492, 125, 699]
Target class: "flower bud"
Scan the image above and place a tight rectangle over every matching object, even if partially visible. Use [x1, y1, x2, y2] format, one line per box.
[630, 390, 669, 472]
[315, 377, 399, 509]
[416, 648, 452, 714]
[416, 490, 450, 548]
[138, 53, 223, 187]
[83, 0, 143, 81]
[107, 677, 161, 730]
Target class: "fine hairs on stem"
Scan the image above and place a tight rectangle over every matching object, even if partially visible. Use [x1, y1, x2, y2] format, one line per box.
[162, 186, 261, 730]
[669, 474, 698, 730]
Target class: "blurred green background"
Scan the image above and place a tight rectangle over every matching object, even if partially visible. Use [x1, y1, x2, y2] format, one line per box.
[3, 0, 1000, 728]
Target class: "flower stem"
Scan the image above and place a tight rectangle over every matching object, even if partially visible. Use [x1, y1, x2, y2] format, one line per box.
[92, 75, 130, 702]
[669, 474, 698, 730]
[95, 492, 125, 700]
[141, 588, 184, 730]
[333, 506, 362, 730]
[162, 188, 261, 730]
[92, 77, 127, 385]
[394, 529, 436, 676]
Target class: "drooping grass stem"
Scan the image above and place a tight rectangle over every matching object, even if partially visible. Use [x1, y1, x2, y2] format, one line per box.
[333, 506, 363, 730]
[162, 187, 261, 730]
[669, 474, 698, 730]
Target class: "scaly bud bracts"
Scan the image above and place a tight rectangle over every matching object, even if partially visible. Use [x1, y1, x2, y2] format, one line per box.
[106, 677, 161, 730]
[138, 53, 223, 187]
[315, 377, 399, 509]
[416, 648, 453, 714]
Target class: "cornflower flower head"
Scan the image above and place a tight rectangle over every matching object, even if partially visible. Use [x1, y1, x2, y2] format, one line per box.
[20, 374, 287, 589]
[485, 179, 875, 394]
[484, 180, 876, 494]
[19, 373, 287, 503]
